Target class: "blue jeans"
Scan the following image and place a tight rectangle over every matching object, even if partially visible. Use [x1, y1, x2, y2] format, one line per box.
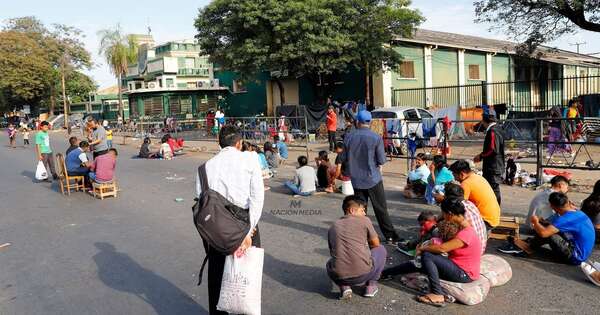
[107, 140, 113, 148]
[284, 181, 312, 196]
[327, 245, 387, 287]
[382, 251, 472, 295]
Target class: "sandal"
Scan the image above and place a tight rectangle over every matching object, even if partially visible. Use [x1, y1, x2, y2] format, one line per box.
[416, 294, 446, 308]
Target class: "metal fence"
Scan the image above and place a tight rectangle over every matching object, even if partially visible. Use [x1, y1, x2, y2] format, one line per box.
[392, 75, 600, 112]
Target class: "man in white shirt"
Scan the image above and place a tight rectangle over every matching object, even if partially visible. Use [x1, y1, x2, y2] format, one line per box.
[195, 125, 264, 315]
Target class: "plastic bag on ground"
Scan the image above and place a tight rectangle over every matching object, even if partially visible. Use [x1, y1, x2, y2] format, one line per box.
[35, 161, 48, 180]
[217, 246, 264, 315]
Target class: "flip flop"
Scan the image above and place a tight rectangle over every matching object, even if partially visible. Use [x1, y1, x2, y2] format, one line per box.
[580, 262, 600, 287]
[416, 294, 446, 308]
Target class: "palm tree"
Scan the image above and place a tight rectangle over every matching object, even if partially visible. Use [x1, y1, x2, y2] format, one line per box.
[97, 25, 138, 120]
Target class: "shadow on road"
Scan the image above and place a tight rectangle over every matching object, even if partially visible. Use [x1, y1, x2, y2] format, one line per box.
[92, 242, 205, 315]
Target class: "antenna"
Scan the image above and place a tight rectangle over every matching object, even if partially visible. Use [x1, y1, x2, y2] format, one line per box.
[146, 17, 151, 35]
[570, 42, 586, 54]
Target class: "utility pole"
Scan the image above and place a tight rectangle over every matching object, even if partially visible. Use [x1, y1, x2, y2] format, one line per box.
[570, 42, 586, 54]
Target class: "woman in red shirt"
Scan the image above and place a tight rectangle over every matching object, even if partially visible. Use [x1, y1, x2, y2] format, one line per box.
[381, 198, 482, 307]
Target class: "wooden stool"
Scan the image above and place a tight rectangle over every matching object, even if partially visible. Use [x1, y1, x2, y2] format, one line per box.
[91, 180, 118, 200]
[56, 153, 85, 196]
[490, 216, 521, 240]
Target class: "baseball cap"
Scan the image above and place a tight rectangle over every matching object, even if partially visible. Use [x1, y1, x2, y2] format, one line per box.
[356, 110, 372, 123]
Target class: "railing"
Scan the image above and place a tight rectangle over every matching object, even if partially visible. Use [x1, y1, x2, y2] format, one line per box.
[177, 68, 210, 76]
[392, 75, 600, 112]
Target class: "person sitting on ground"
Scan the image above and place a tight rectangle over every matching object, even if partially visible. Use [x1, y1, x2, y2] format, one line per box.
[165, 133, 184, 153]
[526, 175, 570, 226]
[327, 195, 387, 299]
[264, 141, 279, 169]
[382, 198, 481, 307]
[244, 142, 271, 179]
[138, 137, 158, 159]
[441, 183, 488, 253]
[403, 153, 430, 199]
[400, 211, 439, 251]
[66, 140, 92, 186]
[334, 142, 351, 181]
[285, 155, 317, 196]
[581, 179, 600, 241]
[66, 136, 79, 156]
[273, 135, 288, 163]
[90, 148, 118, 183]
[425, 155, 454, 205]
[315, 150, 335, 193]
[449, 160, 500, 231]
[498, 192, 595, 265]
[159, 135, 173, 160]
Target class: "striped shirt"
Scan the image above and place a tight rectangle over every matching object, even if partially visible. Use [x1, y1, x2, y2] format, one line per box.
[463, 200, 488, 254]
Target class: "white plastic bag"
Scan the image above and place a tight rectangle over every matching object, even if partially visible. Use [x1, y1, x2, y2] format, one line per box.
[35, 161, 48, 180]
[341, 180, 354, 196]
[217, 247, 264, 315]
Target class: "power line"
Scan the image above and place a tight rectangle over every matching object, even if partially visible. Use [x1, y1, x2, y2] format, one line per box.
[570, 42, 586, 54]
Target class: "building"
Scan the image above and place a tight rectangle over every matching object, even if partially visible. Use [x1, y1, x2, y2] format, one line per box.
[68, 85, 129, 119]
[372, 29, 600, 111]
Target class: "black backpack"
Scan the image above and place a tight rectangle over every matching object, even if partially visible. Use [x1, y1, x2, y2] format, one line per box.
[192, 164, 250, 284]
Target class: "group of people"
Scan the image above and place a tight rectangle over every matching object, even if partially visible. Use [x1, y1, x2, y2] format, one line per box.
[137, 134, 185, 160]
[6, 123, 31, 148]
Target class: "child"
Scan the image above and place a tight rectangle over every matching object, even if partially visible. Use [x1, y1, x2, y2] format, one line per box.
[327, 195, 387, 299]
[138, 137, 157, 158]
[106, 127, 113, 148]
[285, 155, 317, 196]
[504, 154, 518, 186]
[404, 153, 430, 199]
[90, 148, 117, 183]
[264, 141, 279, 169]
[315, 150, 335, 193]
[411, 220, 460, 269]
[273, 135, 289, 163]
[7, 124, 16, 148]
[23, 128, 30, 146]
[159, 135, 173, 160]
[400, 211, 439, 251]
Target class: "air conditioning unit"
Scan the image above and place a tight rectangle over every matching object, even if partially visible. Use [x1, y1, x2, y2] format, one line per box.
[197, 81, 204, 88]
[211, 79, 219, 87]
[147, 82, 156, 89]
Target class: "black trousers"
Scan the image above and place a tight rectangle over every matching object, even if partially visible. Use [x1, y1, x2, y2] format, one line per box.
[354, 181, 400, 241]
[93, 149, 108, 159]
[203, 227, 261, 315]
[483, 172, 502, 206]
[529, 232, 576, 264]
[328, 131, 336, 151]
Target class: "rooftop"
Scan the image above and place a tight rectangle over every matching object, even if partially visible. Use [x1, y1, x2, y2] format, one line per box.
[396, 29, 600, 67]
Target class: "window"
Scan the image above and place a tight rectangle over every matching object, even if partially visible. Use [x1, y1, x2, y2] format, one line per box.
[185, 57, 195, 69]
[371, 111, 397, 119]
[418, 109, 433, 118]
[166, 78, 174, 88]
[580, 69, 587, 77]
[169, 96, 191, 114]
[398, 61, 415, 78]
[143, 96, 163, 116]
[403, 109, 419, 120]
[468, 65, 480, 80]
[233, 80, 247, 93]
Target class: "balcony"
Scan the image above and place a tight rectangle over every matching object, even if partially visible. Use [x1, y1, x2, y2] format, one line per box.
[178, 68, 210, 76]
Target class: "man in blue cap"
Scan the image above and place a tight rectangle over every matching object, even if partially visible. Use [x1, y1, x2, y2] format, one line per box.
[339, 110, 401, 244]
[474, 111, 505, 205]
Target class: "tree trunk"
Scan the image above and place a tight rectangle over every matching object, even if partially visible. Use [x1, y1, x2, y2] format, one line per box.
[49, 85, 56, 115]
[275, 79, 286, 106]
[365, 63, 371, 108]
[117, 73, 124, 120]
[61, 68, 69, 128]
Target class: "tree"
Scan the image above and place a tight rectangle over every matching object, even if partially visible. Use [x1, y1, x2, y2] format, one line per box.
[62, 71, 97, 104]
[194, 0, 423, 106]
[97, 25, 139, 120]
[475, 1, 600, 49]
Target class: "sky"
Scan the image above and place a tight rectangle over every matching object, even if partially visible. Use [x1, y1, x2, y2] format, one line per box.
[3, 0, 599, 89]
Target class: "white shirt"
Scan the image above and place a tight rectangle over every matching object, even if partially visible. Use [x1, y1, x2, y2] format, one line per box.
[78, 152, 89, 164]
[196, 147, 264, 236]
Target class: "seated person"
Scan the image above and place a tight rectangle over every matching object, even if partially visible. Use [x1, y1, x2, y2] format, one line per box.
[166, 134, 184, 153]
[285, 155, 317, 196]
[403, 153, 430, 199]
[526, 175, 570, 225]
[581, 179, 600, 240]
[499, 192, 595, 265]
[66, 136, 79, 156]
[400, 210, 439, 251]
[449, 160, 501, 231]
[315, 150, 335, 193]
[66, 140, 91, 185]
[159, 136, 173, 160]
[273, 135, 288, 163]
[425, 155, 454, 205]
[382, 198, 481, 307]
[327, 195, 387, 299]
[264, 141, 279, 169]
[334, 142, 350, 182]
[411, 221, 462, 268]
[90, 148, 117, 183]
[443, 183, 488, 254]
[138, 137, 158, 158]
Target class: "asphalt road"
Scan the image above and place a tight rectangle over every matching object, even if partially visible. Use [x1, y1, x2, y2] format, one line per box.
[0, 131, 598, 315]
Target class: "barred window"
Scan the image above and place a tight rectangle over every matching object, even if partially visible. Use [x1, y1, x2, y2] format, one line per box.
[398, 61, 415, 78]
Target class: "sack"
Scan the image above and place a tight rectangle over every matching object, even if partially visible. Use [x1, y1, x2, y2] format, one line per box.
[217, 247, 264, 315]
[35, 161, 48, 180]
[480, 254, 512, 287]
[192, 164, 250, 255]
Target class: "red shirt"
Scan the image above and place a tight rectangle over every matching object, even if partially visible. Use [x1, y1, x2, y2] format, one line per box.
[91, 154, 116, 182]
[327, 111, 337, 132]
[448, 226, 481, 280]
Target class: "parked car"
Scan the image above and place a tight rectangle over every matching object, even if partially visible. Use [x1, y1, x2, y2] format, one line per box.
[371, 107, 438, 155]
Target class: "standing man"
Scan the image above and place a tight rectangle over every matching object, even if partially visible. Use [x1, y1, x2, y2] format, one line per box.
[35, 121, 58, 181]
[327, 105, 337, 152]
[341, 110, 401, 244]
[195, 125, 264, 314]
[86, 118, 108, 159]
[474, 113, 504, 205]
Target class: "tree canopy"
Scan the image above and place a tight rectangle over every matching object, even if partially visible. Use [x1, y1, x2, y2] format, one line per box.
[194, 0, 423, 101]
[475, 0, 600, 49]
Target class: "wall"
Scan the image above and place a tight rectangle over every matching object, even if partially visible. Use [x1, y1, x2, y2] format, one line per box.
[431, 47, 458, 106]
[214, 70, 269, 117]
[391, 43, 425, 107]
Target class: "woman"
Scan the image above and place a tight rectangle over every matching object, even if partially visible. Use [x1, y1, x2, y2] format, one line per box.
[264, 141, 279, 169]
[547, 106, 571, 157]
[382, 198, 481, 307]
[138, 137, 157, 158]
[425, 155, 454, 205]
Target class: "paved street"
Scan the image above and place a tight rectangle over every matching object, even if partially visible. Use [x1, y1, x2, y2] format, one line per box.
[1, 131, 599, 315]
